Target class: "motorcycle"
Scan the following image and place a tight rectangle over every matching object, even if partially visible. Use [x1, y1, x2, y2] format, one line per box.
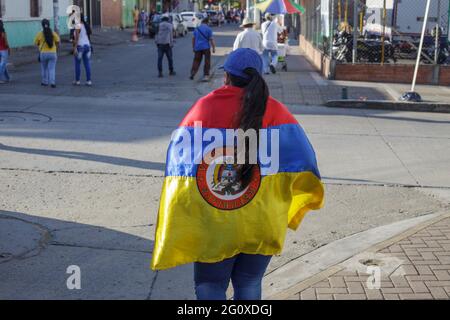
[419, 31, 449, 65]
[420, 45, 449, 65]
[333, 30, 397, 63]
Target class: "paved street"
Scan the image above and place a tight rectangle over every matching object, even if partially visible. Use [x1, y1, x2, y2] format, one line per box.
[1, 24, 450, 299]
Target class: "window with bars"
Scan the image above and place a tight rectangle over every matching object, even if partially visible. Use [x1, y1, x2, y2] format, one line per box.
[30, 0, 41, 18]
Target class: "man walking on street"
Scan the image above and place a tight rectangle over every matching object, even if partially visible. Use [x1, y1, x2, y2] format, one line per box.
[190, 17, 216, 82]
[261, 13, 280, 74]
[233, 18, 263, 54]
[155, 15, 175, 78]
[138, 9, 148, 36]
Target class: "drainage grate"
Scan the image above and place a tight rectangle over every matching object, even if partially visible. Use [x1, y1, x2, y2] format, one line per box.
[360, 259, 382, 267]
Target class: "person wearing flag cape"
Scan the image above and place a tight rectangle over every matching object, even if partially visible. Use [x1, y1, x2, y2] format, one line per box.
[151, 48, 324, 300]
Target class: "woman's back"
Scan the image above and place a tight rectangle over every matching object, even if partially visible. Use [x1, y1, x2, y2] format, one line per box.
[151, 48, 323, 300]
[34, 31, 60, 52]
[181, 85, 297, 129]
[76, 23, 90, 46]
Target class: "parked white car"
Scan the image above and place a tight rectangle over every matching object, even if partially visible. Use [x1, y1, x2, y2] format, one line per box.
[180, 12, 202, 30]
[170, 13, 188, 37]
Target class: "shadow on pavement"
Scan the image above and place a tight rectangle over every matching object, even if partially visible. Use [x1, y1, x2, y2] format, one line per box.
[0, 210, 194, 300]
[0, 143, 166, 171]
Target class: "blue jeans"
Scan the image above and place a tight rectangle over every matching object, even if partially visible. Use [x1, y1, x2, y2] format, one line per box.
[262, 49, 278, 73]
[157, 44, 174, 73]
[74, 45, 91, 82]
[194, 253, 272, 300]
[138, 20, 146, 35]
[40, 52, 57, 85]
[0, 49, 10, 81]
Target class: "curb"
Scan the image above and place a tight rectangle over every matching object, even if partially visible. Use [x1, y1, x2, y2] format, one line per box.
[268, 210, 450, 300]
[326, 100, 450, 113]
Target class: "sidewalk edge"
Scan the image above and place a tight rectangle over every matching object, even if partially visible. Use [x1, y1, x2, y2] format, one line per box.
[268, 211, 450, 300]
[326, 100, 450, 113]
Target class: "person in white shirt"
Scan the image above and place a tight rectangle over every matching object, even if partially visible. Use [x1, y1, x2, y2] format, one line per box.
[261, 13, 280, 74]
[233, 18, 263, 54]
[73, 15, 92, 86]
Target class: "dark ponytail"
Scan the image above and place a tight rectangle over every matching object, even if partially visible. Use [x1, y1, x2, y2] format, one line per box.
[41, 19, 54, 48]
[80, 15, 92, 39]
[0, 20, 5, 34]
[238, 68, 269, 131]
[229, 68, 269, 187]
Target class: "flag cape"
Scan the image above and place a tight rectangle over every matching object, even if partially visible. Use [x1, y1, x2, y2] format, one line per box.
[151, 85, 324, 270]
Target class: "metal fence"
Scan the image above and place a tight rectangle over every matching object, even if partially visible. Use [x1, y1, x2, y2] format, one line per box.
[300, 0, 450, 65]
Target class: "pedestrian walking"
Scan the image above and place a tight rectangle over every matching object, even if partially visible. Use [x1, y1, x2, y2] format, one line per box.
[138, 9, 148, 36]
[151, 48, 324, 300]
[232, 18, 263, 54]
[226, 10, 232, 24]
[73, 15, 92, 86]
[190, 17, 216, 82]
[0, 20, 11, 84]
[133, 6, 140, 31]
[34, 19, 60, 88]
[155, 15, 175, 78]
[261, 13, 280, 74]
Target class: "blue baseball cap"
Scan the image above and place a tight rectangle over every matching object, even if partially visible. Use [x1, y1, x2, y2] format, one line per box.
[221, 48, 263, 79]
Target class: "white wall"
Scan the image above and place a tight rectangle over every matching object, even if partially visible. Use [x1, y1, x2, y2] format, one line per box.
[174, 0, 192, 13]
[366, 0, 449, 35]
[58, 0, 73, 17]
[2, 0, 72, 21]
[395, 0, 449, 35]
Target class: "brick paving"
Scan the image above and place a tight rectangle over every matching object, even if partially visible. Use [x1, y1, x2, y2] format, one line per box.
[286, 216, 450, 300]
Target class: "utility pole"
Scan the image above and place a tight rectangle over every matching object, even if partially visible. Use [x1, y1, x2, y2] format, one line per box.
[246, 0, 250, 18]
[381, 0, 386, 65]
[352, 0, 358, 63]
[400, 0, 431, 102]
[412, 0, 431, 92]
[53, 0, 59, 33]
[330, 0, 335, 58]
[435, 0, 441, 64]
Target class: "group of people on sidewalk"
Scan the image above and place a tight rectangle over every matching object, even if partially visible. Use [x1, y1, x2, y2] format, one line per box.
[233, 13, 284, 75]
[0, 16, 93, 87]
[154, 15, 216, 81]
[154, 12, 284, 81]
[1, 12, 284, 88]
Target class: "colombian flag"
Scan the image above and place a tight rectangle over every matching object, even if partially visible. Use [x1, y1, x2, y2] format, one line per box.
[151, 85, 324, 270]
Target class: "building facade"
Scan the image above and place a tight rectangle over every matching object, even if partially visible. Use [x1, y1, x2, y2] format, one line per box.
[0, 0, 73, 48]
[0, 0, 225, 47]
[101, 0, 121, 27]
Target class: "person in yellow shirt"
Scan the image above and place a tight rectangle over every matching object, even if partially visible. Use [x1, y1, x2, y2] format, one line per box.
[34, 19, 60, 88]
[133, 6, 140, 32]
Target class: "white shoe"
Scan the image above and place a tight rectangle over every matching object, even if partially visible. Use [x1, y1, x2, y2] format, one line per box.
[73, 81, 81, 86]
[86, 81, 92, 86]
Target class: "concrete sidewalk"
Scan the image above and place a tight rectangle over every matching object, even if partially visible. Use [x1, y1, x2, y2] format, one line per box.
[268, 45, 450, 106]
[270, 212, 450, 300]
